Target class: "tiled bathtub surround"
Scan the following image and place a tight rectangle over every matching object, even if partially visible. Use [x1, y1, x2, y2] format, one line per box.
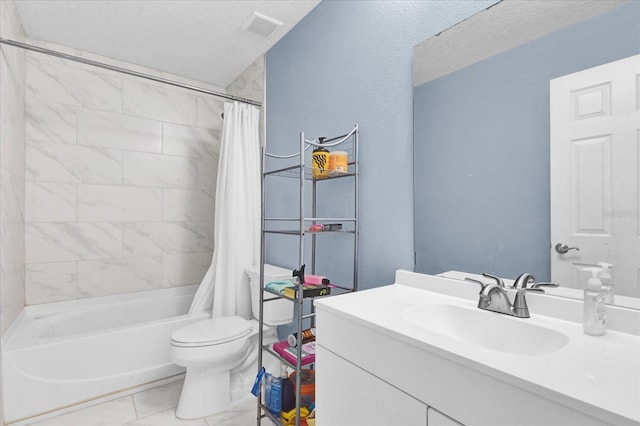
[0, 0, 27, 335]
[227, 55, 265, 140]
[23, 45, 226, 304]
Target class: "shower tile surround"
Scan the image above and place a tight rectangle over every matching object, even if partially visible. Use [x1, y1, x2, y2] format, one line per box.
[226, 54, 264, 139]
[0, 0, 27, 335]
[22, 43, 227, 304]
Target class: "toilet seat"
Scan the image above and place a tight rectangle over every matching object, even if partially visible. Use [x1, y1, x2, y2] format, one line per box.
[171, 316, 252, 348]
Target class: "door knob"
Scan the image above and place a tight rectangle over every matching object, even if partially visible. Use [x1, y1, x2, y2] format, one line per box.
[555, 243, 580, 254]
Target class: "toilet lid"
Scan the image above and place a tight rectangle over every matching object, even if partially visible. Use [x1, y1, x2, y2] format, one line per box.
[171, 316, 252, 347]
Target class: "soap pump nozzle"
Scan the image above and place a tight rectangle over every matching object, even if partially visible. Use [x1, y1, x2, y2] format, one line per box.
[597, 262, 615, 304]
[597, 262, 613, 271]
[583, 267, 603, 290]
[597, 262, 613, 281]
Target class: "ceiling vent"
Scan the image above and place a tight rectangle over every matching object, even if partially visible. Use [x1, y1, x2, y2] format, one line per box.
[241, 11, 284, 38]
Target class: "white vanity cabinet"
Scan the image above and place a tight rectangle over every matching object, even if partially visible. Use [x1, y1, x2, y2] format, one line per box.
[314, 272, 639, 426]
[428, 408, 463, 426]
[316, 345, 427, 426]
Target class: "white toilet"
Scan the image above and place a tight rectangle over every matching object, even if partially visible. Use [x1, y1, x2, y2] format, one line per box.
[169, 264, 294, 419]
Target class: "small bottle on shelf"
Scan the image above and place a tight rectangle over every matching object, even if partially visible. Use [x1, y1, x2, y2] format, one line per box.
[329, 150, 348, 175]
[312, 137, 329, 179]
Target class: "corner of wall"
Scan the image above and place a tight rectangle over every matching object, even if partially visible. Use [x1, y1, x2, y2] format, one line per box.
[226, 55, 265, 145]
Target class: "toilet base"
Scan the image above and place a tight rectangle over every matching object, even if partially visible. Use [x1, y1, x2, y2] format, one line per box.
[176, 367, 231, 419]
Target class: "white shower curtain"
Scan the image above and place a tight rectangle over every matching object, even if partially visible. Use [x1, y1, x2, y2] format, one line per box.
[188, 101, 261, 318]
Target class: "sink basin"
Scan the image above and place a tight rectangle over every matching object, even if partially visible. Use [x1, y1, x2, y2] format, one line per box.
[403, 303, 570, 355]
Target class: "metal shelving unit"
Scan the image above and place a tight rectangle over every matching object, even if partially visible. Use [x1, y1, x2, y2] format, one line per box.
[256, 125, 359, 426]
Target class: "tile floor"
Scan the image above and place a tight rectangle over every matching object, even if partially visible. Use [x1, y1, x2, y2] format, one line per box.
[26, 380, 276, 426]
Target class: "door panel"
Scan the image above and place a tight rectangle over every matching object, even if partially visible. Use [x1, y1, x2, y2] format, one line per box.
[550, 54, 640, 297]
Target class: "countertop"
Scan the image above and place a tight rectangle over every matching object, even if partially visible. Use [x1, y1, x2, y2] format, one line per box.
[314, 270, 640, 425]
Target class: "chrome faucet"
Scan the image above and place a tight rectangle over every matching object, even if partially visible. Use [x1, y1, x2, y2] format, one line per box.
[513, 272, 535, 289]
[511, 288, 544, 318]
[512, 273, 560, 291]
[465, 276, 514, 316]
[465, 272, 558, 318]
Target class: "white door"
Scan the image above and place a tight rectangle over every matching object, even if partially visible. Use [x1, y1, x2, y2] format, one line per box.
[550, 54, 640, 297]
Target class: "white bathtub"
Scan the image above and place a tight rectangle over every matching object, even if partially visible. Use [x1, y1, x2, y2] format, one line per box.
[1, 285, 209, 423]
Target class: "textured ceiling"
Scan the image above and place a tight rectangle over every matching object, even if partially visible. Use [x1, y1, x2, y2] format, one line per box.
[414, 0, 629, 86]
[13, 0, 320, 87]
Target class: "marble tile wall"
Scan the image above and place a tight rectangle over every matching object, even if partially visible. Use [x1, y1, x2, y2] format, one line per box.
[226, 55, 265, 144]
[0, 0, 26, 335]
[24, 44, 227, 304]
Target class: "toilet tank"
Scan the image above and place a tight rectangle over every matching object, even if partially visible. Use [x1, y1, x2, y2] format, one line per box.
[245, 264, 295, 326]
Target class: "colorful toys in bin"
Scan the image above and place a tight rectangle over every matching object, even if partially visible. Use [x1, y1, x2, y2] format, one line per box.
[281, 369, 316, 425]
[281, 407, 310, 425]
[253, 365, 316, 425]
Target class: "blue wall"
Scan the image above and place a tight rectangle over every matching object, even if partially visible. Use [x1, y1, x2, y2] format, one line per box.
[414, 2, 640, 281]
[265, 0, 496, 290]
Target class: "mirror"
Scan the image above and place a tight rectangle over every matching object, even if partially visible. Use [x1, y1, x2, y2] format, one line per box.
[412, 0, 640, 308]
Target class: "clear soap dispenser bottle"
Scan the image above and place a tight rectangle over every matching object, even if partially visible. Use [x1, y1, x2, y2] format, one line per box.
[583, 267, 606, 336]
[597, 262, 615, 304]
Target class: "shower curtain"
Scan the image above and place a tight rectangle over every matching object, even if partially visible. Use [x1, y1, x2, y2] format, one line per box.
[188, 101, 261, 318]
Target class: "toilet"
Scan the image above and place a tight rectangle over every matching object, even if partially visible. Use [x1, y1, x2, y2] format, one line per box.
[169, 264, 294, 419]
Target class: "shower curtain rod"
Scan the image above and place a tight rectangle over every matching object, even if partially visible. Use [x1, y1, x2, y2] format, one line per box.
[0, 37, 262, 107]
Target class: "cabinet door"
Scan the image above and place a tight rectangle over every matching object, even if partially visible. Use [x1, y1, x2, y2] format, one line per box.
[428, 407, 464, 426]
[316, 344, 427, 426]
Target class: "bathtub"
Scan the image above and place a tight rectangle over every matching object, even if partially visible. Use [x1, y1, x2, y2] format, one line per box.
[1, 285, 209, 423]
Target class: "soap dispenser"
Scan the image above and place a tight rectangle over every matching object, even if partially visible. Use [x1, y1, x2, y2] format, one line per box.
[597, 262, 615, 304]
[583, 267, 607, 336]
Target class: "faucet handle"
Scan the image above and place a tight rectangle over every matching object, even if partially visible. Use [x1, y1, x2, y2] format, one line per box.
[464, 277, 493, 300]
[464, 277, 486, 288]
[530, 282, 560, 292]
[482, 273, 505, 288]
[465, 277, 496, 310]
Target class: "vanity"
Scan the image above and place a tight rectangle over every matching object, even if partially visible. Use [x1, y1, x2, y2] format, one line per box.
[314, 270, 640, 426]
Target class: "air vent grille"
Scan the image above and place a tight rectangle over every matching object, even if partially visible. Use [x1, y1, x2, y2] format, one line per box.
[241, 11, 284, 38]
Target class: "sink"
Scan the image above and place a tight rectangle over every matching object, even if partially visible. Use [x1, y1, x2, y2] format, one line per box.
[403, 303, 570, 355]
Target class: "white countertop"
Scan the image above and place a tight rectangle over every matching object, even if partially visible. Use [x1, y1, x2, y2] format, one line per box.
[314, 270, 640, 425]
